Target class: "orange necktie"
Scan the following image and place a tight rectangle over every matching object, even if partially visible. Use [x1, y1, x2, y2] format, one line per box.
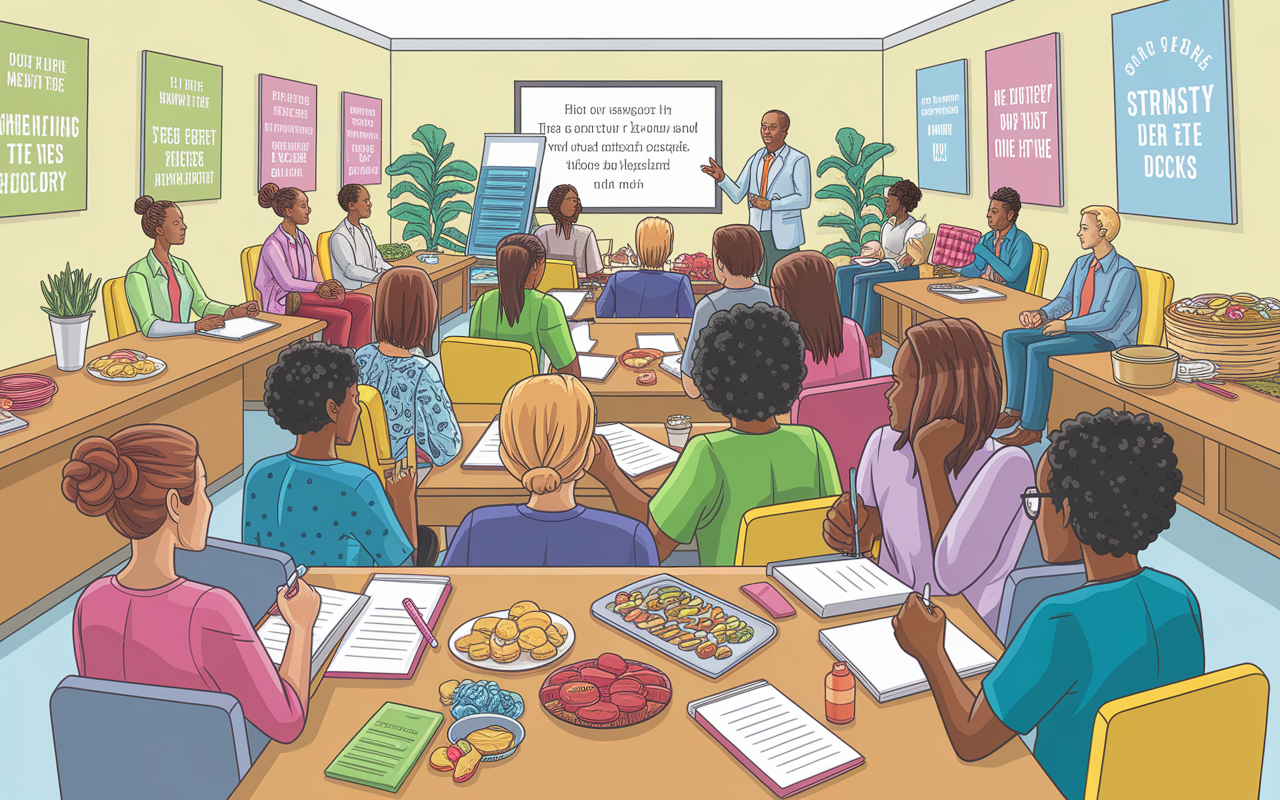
[1079, 257, 1101, 316]
[760, 153, 774, 197]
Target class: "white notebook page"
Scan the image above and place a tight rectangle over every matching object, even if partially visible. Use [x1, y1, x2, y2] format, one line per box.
[258, 586, 364, 666]
[196, 316, 278, 340]
[775, 558, 912, 610]
[660, 354, 681, 378]
[635, 333, 682, 353]
[328, 575, 450, 675]
[822, 617, 997, 699]
[463, 421, 677, 477]
[578, 354, 617, 381]
[570, 321, 596, 353]
[548, 290, 588, 318]
[461, 420, 502, 468]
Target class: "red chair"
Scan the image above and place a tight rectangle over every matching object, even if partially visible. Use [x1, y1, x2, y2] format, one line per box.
[791, 375, 893, 493]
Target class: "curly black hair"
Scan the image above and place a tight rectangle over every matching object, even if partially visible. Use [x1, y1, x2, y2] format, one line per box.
[1046, 408, 1183, 557]
[263, 341, 360, 436]
[889, 179, 922, 213]
[990, 186, 1022, 222]
[691, 303, 807, 421]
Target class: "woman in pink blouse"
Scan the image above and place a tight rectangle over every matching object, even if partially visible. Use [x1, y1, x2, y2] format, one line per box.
[770, 252, 871, 389]
[256, 183, 374, 348]
[63, 424, 321, 743]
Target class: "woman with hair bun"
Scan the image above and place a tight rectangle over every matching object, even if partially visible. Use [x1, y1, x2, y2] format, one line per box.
[125, 197, 259, 337]
[440, 375, 657, 567]
[65, 424, 320, 744]
[255, 183, 374, 348]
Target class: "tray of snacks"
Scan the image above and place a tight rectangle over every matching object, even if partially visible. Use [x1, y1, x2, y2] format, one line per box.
[428, 713, 525, 784]
[448, 600, 575, 672]
[87, 350, 166, 382]
[539, 653, 672, 729]
[590, 574, 776, 679]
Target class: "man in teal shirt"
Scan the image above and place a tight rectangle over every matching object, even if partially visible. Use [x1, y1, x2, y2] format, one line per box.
[957, 186, 1034, 292]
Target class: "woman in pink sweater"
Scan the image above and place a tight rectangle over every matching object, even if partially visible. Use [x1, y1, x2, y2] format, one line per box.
[771, 252, 871, 389]
[63, 424, 321, 743]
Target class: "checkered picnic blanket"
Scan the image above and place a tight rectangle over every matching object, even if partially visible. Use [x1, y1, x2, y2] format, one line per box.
[928, 224, 982, 270]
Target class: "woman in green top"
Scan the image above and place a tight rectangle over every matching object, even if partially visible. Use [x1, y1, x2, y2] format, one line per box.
[469, 233, 580, 377]
[125, 196, 258, 337]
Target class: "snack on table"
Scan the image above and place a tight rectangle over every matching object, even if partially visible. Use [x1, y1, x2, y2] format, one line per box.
[451, 601, 573, 668]
[611, 244, 636, 265]
[429, 719, 523, 785]
[636, 371, 656, 386]
[89, 349, 160, 379]
[606, 585, 755, 660]
[444, 679, 524, 720]
[540, 654, 672, 729]
[1172, 293, 1280, 321]
[672, 252, 714, 281]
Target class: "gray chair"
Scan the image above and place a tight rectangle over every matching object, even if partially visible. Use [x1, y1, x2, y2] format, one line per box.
[175, 538, 295, 622]
[994, 563, 1088, 645]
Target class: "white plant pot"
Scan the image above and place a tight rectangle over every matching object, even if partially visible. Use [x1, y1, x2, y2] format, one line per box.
[49, 312, 93, 372]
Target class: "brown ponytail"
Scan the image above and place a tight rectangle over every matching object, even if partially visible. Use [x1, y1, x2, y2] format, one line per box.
[134, 196, 178, 239]
[496, 233, 545, 327]
[258, 182, 301, 218]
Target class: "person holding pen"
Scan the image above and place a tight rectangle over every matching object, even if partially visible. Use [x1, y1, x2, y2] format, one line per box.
[956, 187, 1034, 291]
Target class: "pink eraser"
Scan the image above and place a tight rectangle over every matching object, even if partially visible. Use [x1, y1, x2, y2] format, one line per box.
[741, 582, 796, 619]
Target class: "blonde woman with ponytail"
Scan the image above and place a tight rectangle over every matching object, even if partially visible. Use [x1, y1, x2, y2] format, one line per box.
[441, 375, 658, 566]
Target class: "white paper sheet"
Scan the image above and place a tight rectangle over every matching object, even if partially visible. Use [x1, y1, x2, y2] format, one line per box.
[771, 557, 912, 617]
[660, 354, 682, 378]
[570, 322, 596, 353]
[548, 290, 589, 318]
[327, 575, 450, 676]
[462, 421, 678, 477]
[461, 420, 503, 468]
[636, 333, 682, 353]
[927, 284, 1006, 302]
[257, 586, 366, 677]
[195, 316, 280, 341]
[578, 354, 617, 381]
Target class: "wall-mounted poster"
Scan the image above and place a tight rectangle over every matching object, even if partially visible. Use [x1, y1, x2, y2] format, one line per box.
[259, 74, 316, 192]
[141, 51, 222, 201]
[1112, 0, 1235, 224]
[985, 33, 1063, 207]
[0, 21, 88, 219]
[916, 59, 968, 195]
[341, 92, 381, 186]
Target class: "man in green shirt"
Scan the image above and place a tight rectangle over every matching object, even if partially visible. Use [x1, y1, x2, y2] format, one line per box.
[590, 303, 840, 565]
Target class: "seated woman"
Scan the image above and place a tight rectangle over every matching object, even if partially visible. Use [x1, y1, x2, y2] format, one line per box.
[125, 196, 259, 337]
[64, 424, 320, 744]
[533, 184, 606, 281]
[469, 233, 581, 377]
[596, 216, 695, 318]
[770, 251, 870, 389]
[255, 183, 374, 349]
[355, 266, 462, 471]
[592, 303, 841, 566]
[441, 374, 658, 567]
[821, 317, 1035, 631]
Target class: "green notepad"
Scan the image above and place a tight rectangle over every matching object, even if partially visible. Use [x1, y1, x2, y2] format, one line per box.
[324, 703, 444, 793]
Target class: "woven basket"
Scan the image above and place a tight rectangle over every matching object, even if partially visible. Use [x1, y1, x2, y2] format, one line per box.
[1163, 305, 1280, 379]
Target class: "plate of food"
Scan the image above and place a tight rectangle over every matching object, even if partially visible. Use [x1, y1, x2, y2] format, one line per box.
[539, 653, 672, 729]
[448, 600, 575, 672]
[87, 350, 167, 382]
[428, 714, 525, 784]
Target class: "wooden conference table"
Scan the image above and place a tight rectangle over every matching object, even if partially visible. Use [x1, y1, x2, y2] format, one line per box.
[358, 251, 475, 325]
[0, 313, 324, 637]
[231, 568, 1059, 800]
[876, 277, 1280, 557]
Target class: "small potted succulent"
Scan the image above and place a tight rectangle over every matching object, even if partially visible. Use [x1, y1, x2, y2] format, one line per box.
[41, 262, 101, 372]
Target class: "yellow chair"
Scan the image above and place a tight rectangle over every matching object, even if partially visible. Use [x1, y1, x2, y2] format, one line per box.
[1084, 663, 1268, 800]
[440, 337, 538, 405]
[103, 277, 138, 340]
[316, 231, 334, 282]
[735, 496, 858, 566]
[1134, 266, 1174, 346]
[241, 245, 263, 306]
[536, 259, 579, 293]
[1027, 242, 1049, 297]
[337, 384, 413, 492]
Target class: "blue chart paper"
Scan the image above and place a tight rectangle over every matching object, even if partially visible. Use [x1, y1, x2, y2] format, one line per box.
[916, 59, 969, 195]
[1112, 0, 1236, 223]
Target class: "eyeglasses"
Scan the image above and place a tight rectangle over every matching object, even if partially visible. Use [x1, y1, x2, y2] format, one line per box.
[1020, 489, 1058, 521]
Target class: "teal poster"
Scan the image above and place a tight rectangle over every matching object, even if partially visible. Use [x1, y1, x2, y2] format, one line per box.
[916, 59, 968, 195]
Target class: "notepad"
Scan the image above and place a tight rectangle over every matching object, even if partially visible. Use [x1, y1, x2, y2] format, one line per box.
[327, 574, 452, 679]
[688, 680, 864, 798]
[257, 586, 368, 680]
[570, 321, 597, 353]
[548, 289, 589, 318]
[767, 554, 913, 618]
[659, 354, 681, 378]
[196, 316, 280, 341]
[636, 332, 682, 353]
[928, 284, 1006, 302]
[462, 420, 678, 477]
[820, 616, 998, 703]
[578, 354, 617, 382]
[324, 702, 443, 793]
[0, 408, 28, 436]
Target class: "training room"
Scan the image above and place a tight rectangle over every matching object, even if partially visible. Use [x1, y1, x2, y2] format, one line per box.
[0, 0, 1276, 798]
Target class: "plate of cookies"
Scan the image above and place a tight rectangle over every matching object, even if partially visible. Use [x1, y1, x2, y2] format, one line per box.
[448, 600, 575, 672]
[87, 349, 167, 382]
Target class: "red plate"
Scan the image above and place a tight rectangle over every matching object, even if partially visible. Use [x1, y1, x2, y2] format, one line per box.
[0, 374, 58, 411]
[617, 348, 663, 372]
[539, 654, 671, 729]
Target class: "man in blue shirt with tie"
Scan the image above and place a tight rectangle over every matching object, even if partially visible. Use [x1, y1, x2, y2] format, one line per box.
[958, 186, 1034, 291]
[997, 205, 1141, 447]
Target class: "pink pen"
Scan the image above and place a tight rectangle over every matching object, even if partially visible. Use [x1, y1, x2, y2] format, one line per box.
[402, 598, 438, 648]
[1194, 381, 1237, 400]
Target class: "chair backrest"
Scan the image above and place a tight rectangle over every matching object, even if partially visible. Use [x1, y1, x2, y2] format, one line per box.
[1028, 242, 1049, 297]
[440, 336, 538, 405]
[536, 259, 579, 293]
[1135, 266, 1174, 346]
[1084, 663, 1268, 800]
[995, 562, 1087, 645]
[337, 384, 410, 491]
[791, 375, 894, 494]
[241, 245, 263, 305]
[174, 538, 295, 623]
[735, 495, 842, 566]
[316, 231, 334, 282]
[103, 277, 137, 340]
[51, 675, 263, 800]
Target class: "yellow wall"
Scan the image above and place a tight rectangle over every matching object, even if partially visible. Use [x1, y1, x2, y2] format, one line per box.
[389, 51, 883, 262]
[884, 0, 1273, 301]
[1, 0, 391, 367]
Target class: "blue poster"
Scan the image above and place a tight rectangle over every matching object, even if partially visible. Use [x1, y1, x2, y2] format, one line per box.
[916, 59, 968, 195]
[1112, 0, 1236, 223]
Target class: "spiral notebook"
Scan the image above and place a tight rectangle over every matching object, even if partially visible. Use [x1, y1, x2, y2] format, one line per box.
[326, 574, 452, 679]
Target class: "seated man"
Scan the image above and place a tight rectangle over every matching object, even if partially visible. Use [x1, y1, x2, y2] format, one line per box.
[591, 303, 840, 566]
[245, 341, 418, 567]
[957, 186, 1034, 291]
[329, 184, 394, 290]
[998, 205, 1140, 447]
[890, 409, 1204, 800]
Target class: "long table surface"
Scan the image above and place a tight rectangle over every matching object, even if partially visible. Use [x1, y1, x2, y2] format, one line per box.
[875, 276, 1033, 350]
[231, 567, 1058, 799]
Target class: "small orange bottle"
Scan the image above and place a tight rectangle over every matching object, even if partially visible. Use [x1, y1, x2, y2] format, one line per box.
[825, 662, 856, 724]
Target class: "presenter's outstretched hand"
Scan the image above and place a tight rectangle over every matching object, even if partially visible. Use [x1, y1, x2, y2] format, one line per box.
[701, 157, 725, 182]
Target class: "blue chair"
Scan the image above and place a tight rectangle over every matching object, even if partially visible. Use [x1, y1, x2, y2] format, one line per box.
[994, 563, 1088, 645]
[175, 538, 295, 622]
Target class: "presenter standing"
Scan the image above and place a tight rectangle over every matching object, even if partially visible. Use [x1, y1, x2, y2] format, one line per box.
[701, 110, 810, 286]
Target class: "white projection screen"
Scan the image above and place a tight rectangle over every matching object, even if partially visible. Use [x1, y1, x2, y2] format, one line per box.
[516, 81, 722, 213]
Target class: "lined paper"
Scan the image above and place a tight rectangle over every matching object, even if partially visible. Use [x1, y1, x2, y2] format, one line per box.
[258, 586, 365, 674]
[328, 575, 450, 676]
[820, 617, 997, 702]
[463, 421, 677, 477]
[461, 420, 503, 469]
[548, 290, 589, 318]
[578, 354, 617, 382]
[636, 333, 682, 353]
[771, 557, 912, 617]
[196, 316, 279, 341]
[660, 354, 681, 378]
[570, 322, 596, 353]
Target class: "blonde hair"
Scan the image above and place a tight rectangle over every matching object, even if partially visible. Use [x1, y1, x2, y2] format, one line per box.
[1081, 205, 1121, 242]
[499, 375, 597, 495]
[635, 216, 674, 270]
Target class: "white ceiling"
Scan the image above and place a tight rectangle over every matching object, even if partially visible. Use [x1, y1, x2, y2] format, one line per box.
[299, 0, 978, 40]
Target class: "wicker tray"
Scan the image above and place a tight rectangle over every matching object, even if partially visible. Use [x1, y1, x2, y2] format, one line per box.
[1164, 304, 1280, 380]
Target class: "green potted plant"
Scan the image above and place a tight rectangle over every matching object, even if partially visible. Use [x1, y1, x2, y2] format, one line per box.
[385, 124, 478, 255]
[41, 262, 101, 372]
[816, 127, 901, 262]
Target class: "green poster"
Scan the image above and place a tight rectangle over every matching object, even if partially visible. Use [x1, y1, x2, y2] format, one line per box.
[141, 51, 222, 201]
[0, 21, 89, 218]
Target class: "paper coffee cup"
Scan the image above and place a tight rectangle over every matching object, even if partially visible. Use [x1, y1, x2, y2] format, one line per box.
[665, 415, 692, 448]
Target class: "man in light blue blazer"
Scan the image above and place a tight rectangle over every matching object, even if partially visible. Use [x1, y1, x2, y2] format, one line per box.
[702, 110, 810, 286]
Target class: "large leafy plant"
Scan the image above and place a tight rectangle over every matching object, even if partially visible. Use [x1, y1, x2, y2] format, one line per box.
[41, 262, 101, 318]
[385, 124, 478, 253]
[816, 127, 900, 261]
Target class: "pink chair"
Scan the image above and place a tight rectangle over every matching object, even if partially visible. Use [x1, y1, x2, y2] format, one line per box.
[791, 375, 893, 493]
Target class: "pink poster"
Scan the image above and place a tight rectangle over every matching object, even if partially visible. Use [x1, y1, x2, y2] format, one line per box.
[341, 92, 382, 185]
[259, 74, 317, 192]
[985, 33, 1063, 206]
